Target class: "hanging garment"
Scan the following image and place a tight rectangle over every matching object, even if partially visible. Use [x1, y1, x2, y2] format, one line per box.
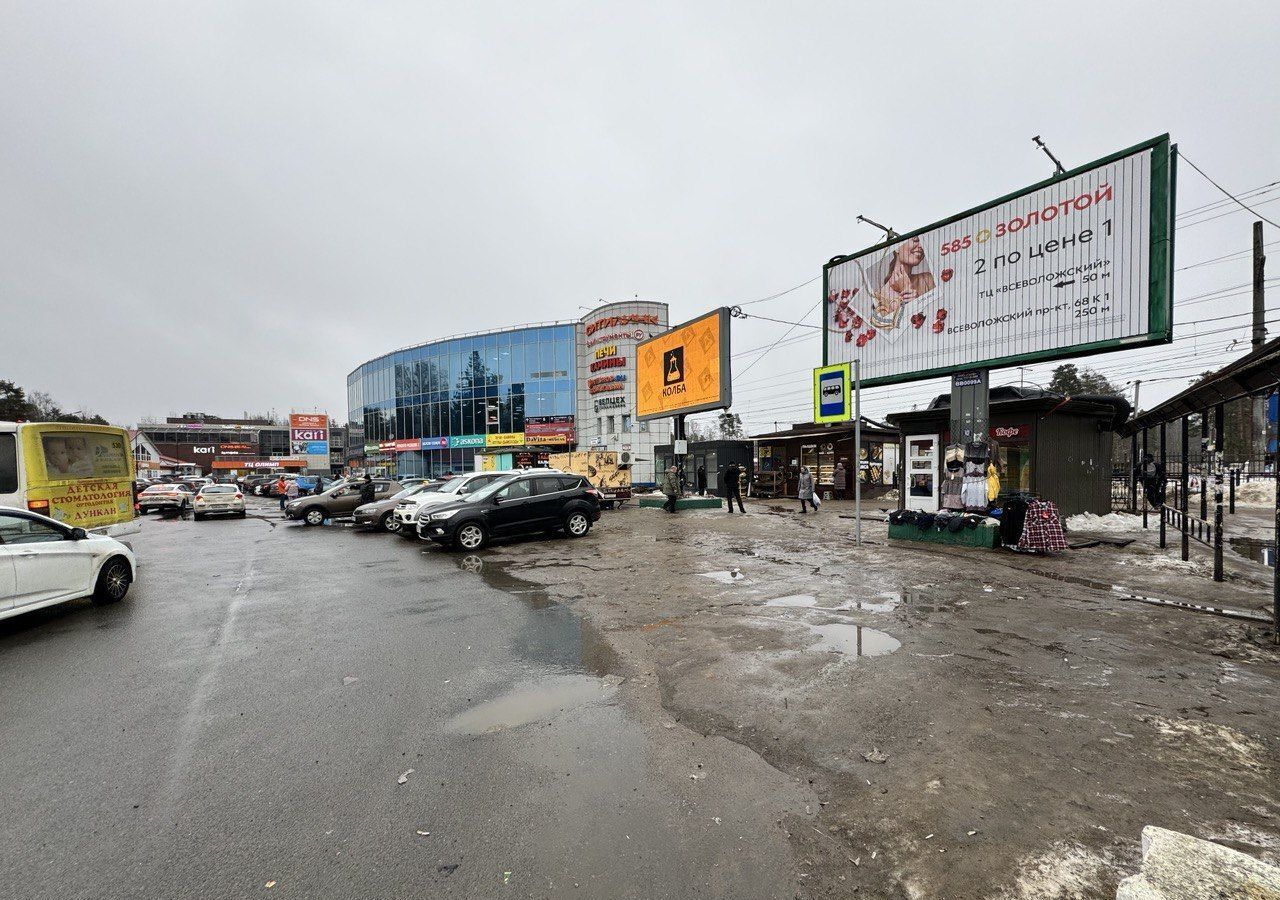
[1017, 499, 1068, 553]
[999, 496, 1030, 547]
[941, 474, 964, 510]
[986, 464, 1001, 502]
[961, 477, 987, 510]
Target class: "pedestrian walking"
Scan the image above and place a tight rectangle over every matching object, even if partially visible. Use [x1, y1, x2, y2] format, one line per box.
[834, 461, 847, 501]
[723, 461, 746, 514]
[659, 465, 681, 513]
[696, 464, 707, 496]
[286, 477, 300, 508]
[275, 476, 288, 510]
[358, 474, 376, 506]
[798, 465, 818, 514]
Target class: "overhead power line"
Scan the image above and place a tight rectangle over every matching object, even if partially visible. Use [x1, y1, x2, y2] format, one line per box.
[1179, 153, 1280, 230]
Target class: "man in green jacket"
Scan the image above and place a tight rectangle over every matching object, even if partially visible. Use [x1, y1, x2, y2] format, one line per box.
[659, 465, 681, 513]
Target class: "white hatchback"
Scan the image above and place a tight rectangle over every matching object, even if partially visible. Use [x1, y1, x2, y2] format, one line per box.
[0, 506, 137, 621]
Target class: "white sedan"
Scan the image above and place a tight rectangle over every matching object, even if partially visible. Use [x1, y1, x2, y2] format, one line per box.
[0, 506, 137, 621]
[194, 484, 247, 520]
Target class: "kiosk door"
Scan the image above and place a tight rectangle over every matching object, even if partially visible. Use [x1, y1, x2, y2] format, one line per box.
[905, 434, 940, 512]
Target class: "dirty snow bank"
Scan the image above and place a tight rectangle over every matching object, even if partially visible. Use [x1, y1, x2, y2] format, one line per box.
[1064, 512, 1144, 534]
[1236, 478, 1276, 507]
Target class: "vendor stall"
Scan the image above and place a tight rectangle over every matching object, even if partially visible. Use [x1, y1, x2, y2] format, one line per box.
[750, 419, 899, 501]
[887, 386, 1130, 519]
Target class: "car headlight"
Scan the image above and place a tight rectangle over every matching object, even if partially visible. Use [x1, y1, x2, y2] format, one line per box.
[429, 509, 459, 521]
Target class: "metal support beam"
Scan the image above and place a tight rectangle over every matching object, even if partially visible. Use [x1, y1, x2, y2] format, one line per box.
[1181, 416, 1190, 562]
[1141, 427, 1149, 529]
[1159, 421, 1167, 549]
[1213, 486, 1224, 583]
[1130, 432, 1138, 511]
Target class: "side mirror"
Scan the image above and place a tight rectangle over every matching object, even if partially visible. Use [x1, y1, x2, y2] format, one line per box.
[69, 527, 88, 541]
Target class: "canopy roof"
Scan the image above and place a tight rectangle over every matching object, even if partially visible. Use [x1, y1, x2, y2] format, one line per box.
[1119, 336, 1280, 437]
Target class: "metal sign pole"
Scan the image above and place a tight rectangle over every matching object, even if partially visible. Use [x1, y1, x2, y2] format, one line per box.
[854, 359, 862, 547]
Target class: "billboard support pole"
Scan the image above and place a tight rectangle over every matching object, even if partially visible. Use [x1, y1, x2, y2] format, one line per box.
[854, 359, 862, 547]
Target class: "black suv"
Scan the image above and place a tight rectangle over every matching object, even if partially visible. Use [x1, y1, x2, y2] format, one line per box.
[418, 471, 601, 550]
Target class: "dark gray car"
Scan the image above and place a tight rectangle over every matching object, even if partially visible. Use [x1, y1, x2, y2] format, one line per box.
[353, 481, 442, 533]
[285, 479, 402, 526]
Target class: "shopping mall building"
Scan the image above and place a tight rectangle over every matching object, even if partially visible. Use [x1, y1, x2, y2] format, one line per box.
[345, 301, 672, 485]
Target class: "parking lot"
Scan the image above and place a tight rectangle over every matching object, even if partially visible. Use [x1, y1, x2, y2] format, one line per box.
[0, 498, 801, 900]
[4, 494, 1280, 899]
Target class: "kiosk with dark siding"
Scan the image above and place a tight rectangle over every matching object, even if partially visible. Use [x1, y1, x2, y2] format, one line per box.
[887, 387, 1130, 518]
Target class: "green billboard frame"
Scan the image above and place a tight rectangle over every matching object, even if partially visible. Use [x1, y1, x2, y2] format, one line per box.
[822, 135, 1175, 387]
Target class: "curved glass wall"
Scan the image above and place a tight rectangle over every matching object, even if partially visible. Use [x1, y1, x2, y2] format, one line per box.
[347, 323, 576, 476]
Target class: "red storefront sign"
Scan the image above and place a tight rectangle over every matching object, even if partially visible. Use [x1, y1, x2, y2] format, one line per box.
[393, 439, 420, 452]
[524, 416, 576, 444]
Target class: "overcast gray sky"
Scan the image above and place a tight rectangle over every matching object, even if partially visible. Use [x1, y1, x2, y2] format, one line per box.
[4, 1, 1278, 429]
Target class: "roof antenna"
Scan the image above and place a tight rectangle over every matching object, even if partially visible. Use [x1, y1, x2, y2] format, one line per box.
[1032, 135, 1066, 176]
[856, 215, 899, 241]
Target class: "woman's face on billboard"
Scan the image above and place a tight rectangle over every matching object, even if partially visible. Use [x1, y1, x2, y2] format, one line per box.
[896, 237, 925, 267]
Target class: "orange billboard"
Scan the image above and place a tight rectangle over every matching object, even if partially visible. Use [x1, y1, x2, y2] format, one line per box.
[636, 308, 732, 420]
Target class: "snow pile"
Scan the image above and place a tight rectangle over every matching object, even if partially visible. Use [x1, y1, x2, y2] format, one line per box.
[1235, 478, 1276, 507]
[1064, 512, 1144, 534]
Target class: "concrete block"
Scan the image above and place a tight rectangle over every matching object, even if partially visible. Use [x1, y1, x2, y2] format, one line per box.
[1116, 825, 1280, 899]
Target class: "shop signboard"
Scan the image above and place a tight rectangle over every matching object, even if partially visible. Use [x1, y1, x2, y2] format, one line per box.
[290, 413, 330, 461]
[219, 442, 254, 453]
[824, 136, 1174, 387]
[364, 442, 379, 455]
[392, 439, 420, 453]
[636, 307, 732, 421]
[449, 434, 486, 449]
[525, 415, 576, 444]
[420, 436, 449, 450]
[813, 363, 851, 424]
[486, 431, 525, 448]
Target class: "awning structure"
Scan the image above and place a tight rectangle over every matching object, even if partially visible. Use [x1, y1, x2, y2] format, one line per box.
[1119, 336, 1280, 436]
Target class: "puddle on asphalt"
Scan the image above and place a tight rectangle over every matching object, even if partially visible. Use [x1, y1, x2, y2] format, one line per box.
[443, 674, 621, 735]
[763, 590, 924, 614]
[431, 555, 620, 713]
[700, 568, 746, 584]
[1229, 536, 1275, 567]
[807, 623, 900, 657]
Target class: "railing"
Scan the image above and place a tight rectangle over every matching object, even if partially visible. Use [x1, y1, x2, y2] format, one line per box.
[1160, 497, 1225, 582]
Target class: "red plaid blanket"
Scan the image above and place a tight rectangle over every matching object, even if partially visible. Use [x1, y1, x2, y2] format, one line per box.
[1017, 499, 1068, 553]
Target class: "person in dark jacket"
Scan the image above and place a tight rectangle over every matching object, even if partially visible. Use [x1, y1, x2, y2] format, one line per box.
[723, 462, 745, 514]
[696, 464, 707, 496]
[358, 475, 376, 506]
[658, 466, 681, 513]
[833, 461, 847, 501]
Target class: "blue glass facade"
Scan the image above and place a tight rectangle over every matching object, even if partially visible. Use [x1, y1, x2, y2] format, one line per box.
[347, 323, 577, 477]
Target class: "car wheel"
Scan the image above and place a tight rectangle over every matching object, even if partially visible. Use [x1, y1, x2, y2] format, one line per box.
[238, 510, 247, 518]
[303, 507, 326, 526]
[380, 512, 401, 534]
[565, 511, 591, 538]
[455, 522, 488, 551]
[194, 513, 205, 521]
[92, 557, 132, 605]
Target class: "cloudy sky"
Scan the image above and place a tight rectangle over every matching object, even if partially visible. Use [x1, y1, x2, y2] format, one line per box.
[4, 1, 1278, 430]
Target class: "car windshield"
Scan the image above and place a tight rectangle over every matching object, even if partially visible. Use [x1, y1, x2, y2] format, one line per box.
[202, 485, 236, 494]
[466, 475, 522, 503]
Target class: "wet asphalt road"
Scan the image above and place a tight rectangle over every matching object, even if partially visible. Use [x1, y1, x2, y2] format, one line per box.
[0, 502, 799, 900]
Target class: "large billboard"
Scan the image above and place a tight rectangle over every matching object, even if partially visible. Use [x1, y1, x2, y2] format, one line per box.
[290, 413, 330, 470]
[636, 308, 732, 421]
[824, 136, 1174, 387]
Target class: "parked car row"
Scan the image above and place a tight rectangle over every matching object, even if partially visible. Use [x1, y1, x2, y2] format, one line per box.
[285, 470, 603, 550]
[136, 482, 246, 519]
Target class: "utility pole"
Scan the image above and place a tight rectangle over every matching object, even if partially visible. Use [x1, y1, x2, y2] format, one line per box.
[1252, 221, 1268, 470]
[1132, 379, 1142, 415]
